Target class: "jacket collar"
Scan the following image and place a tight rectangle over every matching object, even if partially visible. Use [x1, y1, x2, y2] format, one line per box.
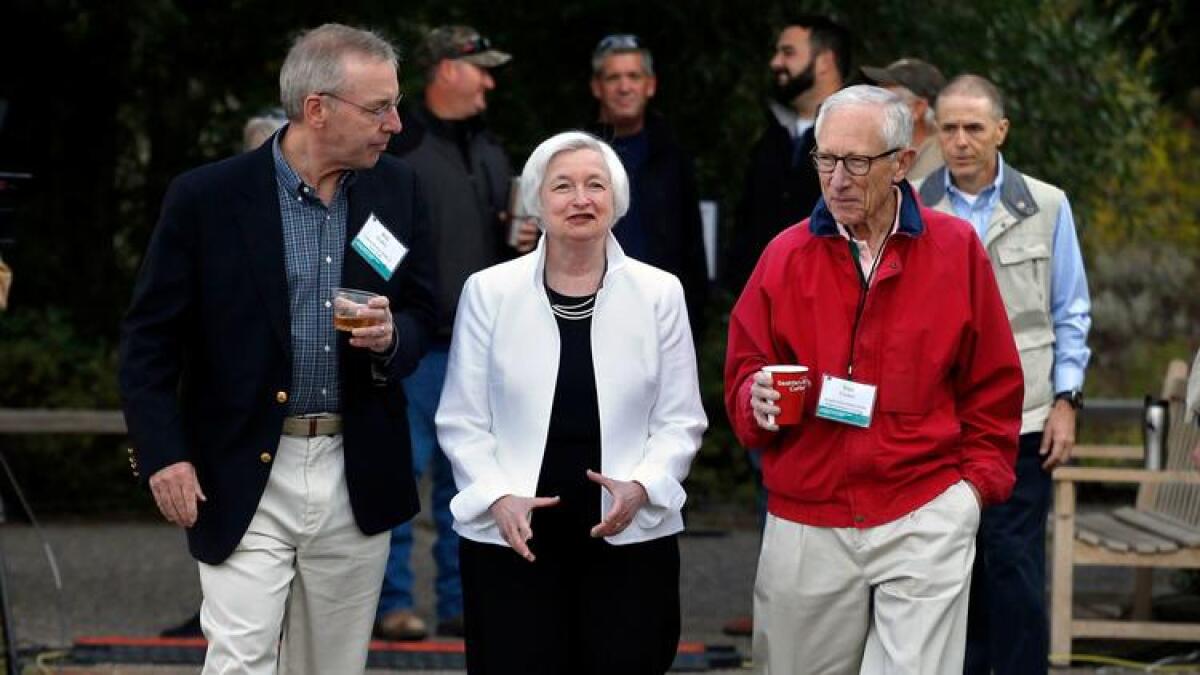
[917, 156, 1040, 219]
[529, 231, 629, 291]
[809, 179, 926, 237]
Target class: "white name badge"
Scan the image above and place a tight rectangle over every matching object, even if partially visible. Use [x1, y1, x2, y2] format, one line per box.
[815, 374, 877, 428]
[351, 213, 408, 281]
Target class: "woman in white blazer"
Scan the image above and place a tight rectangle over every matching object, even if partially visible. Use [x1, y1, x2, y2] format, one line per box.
[436, 131, 707, 674]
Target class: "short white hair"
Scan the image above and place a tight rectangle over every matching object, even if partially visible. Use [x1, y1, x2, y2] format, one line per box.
[519, 131, 630, 228]
[815, 84, 913, 151]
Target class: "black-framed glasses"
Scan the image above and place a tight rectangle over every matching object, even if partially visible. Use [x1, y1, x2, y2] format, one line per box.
[811, 148, 900, 176]
[317, 91, 404, 121]
[595, 33, 641, 55]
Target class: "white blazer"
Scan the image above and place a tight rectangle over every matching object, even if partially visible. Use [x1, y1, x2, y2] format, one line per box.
[436, 234, 707, 547]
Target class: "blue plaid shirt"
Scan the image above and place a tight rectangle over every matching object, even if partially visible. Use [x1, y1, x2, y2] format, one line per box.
[272, 130, 352, 415]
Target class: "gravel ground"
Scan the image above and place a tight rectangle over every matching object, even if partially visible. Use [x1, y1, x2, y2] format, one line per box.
[0, 505, 1189, 673]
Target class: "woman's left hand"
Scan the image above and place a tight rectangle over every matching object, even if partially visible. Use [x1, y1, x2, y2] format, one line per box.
[587, 469, 649, 538]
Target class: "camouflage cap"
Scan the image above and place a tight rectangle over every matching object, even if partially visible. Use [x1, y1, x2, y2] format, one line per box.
[421, 25, 511, 69]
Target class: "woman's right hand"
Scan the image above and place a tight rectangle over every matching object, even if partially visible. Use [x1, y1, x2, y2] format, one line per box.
[489, 494, 561, 562]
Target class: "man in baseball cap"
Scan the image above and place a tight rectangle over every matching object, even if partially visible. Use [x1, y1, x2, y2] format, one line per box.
[861, 57, 946, 181]
[375, 24, 530, 642]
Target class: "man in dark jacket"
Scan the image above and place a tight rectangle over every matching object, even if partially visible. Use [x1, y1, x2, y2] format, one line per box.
[374, 25, 534, 642]
[119, 24, 436, 674]
[725, 16, 851, 295]
[587, 34, 708, 336]
[721, 15, 852, 638]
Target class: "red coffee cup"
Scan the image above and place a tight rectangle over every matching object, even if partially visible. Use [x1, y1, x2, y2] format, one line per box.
[763, 365, 811, 426]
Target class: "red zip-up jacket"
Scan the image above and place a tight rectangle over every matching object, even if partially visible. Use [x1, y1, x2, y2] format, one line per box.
[724, 181, 1022, 528]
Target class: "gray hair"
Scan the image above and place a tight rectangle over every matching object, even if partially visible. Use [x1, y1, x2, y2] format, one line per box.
[520, 131, 630, 228]
[937, 73, 1006, 120]
[591, 47, 655, 78]
[815, 84, 913, 151]
[279, 23, 398, 121]
[243, 113, 286, 151]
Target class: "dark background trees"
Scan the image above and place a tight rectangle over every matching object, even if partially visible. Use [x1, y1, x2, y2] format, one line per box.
[0, 0, 1196, 512]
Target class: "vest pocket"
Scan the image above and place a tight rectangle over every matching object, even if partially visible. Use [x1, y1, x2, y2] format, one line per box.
[1015, 330, 1055, 413]
[995, 242, 1051, 335]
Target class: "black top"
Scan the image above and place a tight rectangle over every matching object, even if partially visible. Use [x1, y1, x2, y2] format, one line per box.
[533, 286, 602, 546]
[587, 115, 709, 337]
[726, 116, 822, 295]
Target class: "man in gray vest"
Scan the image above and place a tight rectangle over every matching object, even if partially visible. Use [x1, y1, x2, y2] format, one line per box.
[375, 24, 535, 641]
[917, 74, 1092, 675]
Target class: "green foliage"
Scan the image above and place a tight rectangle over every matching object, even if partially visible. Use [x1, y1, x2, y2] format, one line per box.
[0, 307, 143, 515]
[0, 0, 1188, 511]
[691, 291, 756, 510]
[1081, 110, 1200, 397]
[0, 307, 119, 408]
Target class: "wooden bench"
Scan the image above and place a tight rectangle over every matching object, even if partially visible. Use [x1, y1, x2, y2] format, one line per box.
[1050, 359, 1200, 665]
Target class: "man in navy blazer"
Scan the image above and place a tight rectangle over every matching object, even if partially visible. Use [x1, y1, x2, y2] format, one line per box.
[119, 24, 435, 674]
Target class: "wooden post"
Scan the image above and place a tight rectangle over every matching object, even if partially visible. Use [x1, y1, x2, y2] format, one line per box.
[1050, 479, 1076, 667]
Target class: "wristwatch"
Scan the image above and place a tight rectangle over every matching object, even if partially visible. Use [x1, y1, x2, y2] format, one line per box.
[1055, 390, 1084, 410]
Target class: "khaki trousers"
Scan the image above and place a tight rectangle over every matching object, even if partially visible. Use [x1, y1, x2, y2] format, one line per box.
[753, 481, 979, 675]
[198, 434, 390, 675]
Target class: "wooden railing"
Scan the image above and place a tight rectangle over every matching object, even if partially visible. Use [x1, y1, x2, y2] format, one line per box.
[0, 399, 1144, 436]
[0, 409, 126, 435]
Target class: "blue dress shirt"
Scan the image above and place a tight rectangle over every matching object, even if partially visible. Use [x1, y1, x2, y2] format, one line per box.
[272, 129, 349, 414]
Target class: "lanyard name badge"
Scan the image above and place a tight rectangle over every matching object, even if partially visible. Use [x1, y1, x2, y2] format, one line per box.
[814, 234, 889, 429]
[351, 213, 408, 281]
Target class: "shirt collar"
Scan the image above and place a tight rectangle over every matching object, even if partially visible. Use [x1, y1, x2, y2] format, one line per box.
[944, 152, 1005, 203]
[272, 126, 356, 202]
[835, 185, 902, 242]
[529, 231, 629, 292]
[810, 179, 925, 238]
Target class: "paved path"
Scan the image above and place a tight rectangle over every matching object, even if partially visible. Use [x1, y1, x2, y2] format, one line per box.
[0, 512, 1186, 673]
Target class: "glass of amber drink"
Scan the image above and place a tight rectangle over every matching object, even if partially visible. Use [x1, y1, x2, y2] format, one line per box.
[333, 288, 382, 332]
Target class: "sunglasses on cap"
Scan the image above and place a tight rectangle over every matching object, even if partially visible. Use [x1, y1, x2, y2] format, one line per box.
[594, 33, 641, 56]
[457, 34, 493, 56]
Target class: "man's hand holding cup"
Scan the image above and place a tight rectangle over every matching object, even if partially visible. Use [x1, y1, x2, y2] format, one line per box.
[752, 365, 811, 431]
[334, 287, 393, 353]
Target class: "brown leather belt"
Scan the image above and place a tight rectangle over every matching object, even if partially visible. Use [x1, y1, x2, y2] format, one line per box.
[281, 414, 343, 437]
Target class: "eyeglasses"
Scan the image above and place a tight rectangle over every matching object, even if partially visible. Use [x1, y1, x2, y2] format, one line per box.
[457, 34, 492, 56]
[317, 91, 404, 121]
[810, 148, 900, 176]
[595, 33, 641, 55]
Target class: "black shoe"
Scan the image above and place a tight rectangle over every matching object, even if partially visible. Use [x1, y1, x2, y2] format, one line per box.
[436, 614, 465, 638]
[160, 611, 203, 638]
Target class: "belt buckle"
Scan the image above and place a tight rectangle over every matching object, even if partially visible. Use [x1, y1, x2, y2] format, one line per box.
[308, 418, 318, 437]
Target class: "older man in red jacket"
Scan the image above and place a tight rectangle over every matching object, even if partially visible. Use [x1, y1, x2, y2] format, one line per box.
[724, 85, 1022, 674]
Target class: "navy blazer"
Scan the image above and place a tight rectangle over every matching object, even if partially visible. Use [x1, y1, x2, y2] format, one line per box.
[119, 138, 436, 564]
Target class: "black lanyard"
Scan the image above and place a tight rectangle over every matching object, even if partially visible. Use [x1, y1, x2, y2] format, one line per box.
[845, 233, 891, 378]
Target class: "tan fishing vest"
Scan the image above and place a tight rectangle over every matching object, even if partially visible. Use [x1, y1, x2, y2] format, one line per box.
[917, 166, 1065, 433]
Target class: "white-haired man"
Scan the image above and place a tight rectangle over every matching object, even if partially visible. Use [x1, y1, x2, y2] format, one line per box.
[120, 24, 436, 674]
[725, 85, 1022, 673]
